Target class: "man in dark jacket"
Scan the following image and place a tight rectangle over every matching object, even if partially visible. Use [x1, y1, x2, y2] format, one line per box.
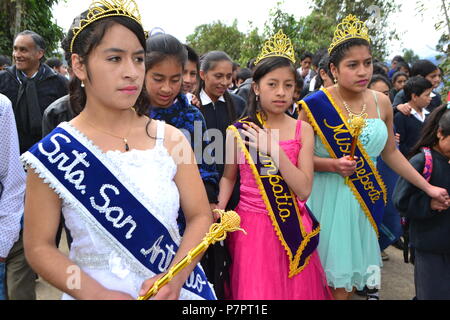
[0, 30, 68, 154]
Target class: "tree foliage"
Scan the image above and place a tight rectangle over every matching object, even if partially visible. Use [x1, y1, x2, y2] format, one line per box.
[185, 0, 402, 68]
[263, 6, 335, 65]
[0, 0, 65, 58]
[416, 0, 449, 95]
[186, 20, 245, 62]
[310, 0, 401, 60]
[402, 49, 420, 65]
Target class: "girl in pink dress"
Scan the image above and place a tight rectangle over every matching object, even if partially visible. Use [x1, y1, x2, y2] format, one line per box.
[217, 31, 332, 300]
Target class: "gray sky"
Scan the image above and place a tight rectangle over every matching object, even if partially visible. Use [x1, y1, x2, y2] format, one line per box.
[52, 0, 443, 61]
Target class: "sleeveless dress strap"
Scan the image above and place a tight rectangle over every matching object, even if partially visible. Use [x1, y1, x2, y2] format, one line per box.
[295, 119, 303, 142]
[372, 90, 382, 119]
[156, 120, 165, 147]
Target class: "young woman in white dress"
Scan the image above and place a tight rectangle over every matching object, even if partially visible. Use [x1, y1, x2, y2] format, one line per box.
[22, 1, 214, 300]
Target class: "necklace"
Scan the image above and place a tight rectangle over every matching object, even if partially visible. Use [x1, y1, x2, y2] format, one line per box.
[336, 86, 367, 118]
[83, 113, 134, 152]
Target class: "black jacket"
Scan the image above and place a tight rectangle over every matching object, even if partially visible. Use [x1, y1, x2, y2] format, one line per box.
[393, 150, 450, 253]
[394, 111, 429, 157]
[200, 93, 246, 174]
[393, 89, 442, 113]
[0, 64, 68, 152]
[42, 95, 74, 137]
[200, 93, 246, 210]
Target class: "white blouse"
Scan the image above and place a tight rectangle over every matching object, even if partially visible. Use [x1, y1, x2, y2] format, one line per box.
[0, 94, 25, 258]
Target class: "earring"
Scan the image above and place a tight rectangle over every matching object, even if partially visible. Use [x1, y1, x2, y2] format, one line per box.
[81, 81, 85, 88]
[256, 95, 259, 102]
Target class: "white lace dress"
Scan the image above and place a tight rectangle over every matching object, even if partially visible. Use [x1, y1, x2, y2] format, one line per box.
[23, 120, 208, 300]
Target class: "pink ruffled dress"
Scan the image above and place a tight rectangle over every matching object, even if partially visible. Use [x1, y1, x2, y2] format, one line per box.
[226, 120, 333, 300]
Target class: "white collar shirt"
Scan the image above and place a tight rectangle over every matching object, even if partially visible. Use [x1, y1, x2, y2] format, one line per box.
[200, 89, 226, 106]
[411, 108, 430, 123]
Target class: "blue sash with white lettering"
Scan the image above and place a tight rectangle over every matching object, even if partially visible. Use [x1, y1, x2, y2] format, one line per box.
[300, 89, 387, 236]
[22, 124, 216, 300]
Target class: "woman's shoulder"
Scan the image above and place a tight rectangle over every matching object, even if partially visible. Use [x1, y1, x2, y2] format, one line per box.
[161, 121, 189, 143]
[369, 89, 390, 105]
[296, 119, 314, 140]
[369, 89, 392, 116]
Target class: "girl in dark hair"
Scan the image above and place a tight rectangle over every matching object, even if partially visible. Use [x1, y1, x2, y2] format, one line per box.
[394, 104, 450, 300]
[218, 31, 332, 300]
[395, 61, 411, 77]
[313, 55, 335, 91]
[394, 59, 442, 114]
[299, 15, 449, 300]
[145, 32, 219, 236]
[182, 45, 200, 101]
[369, 75, 392, 99]
[21, 0, 215, 300]
[390, 71, 408, 102]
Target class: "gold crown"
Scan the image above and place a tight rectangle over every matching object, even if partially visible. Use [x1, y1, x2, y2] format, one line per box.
[255, 30, 296, 66]
[328, 14, 371, 54]
[70, 0, 143, 53]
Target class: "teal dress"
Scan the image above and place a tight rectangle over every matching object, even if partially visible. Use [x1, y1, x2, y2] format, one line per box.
[307, 106, 389, 292]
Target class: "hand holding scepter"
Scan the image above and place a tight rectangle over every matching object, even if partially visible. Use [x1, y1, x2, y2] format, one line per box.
[137, 210, 246, 300]
[345, 115, 367, 183]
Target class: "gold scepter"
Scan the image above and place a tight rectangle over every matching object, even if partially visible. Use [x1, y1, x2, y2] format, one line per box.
[137, 209, 246, 300]
[345, 115, 367, 183]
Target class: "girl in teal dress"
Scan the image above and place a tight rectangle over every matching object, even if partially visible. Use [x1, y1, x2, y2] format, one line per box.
[300, 15, 450, 300]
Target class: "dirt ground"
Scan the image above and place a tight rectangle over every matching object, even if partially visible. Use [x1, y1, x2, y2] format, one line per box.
[36, 233, 415, 300]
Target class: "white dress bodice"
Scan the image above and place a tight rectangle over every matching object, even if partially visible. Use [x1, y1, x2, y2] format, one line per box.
[56, 121, 197, 300]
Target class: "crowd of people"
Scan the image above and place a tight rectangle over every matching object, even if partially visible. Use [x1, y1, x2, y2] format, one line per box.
[0, 0, 449, 301]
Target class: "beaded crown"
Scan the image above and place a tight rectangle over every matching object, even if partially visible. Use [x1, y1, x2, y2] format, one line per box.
[255, 30, 296, 66]
[70, 0, 143, 53]
[328, 14, 371, 54]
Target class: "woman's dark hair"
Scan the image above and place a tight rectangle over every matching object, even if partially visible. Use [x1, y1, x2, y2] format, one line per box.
[61, 11, 147, 116]
[196, 51, 237, 122]
[312, 48, 328, 69]
[373, 62, 388, 77]
[185, 44, 199, 71]
[395, 61, 411, 74]
[145, 33, 187, 70]
[392, 55, 405, 64]
[392, 71, 408, 84]
[236, 68, 252, 82]
[45, 57, 63, 69]
[300, 52, 313, 62]
[247, 56, 301, 128]
[315, 55, 334, 90]
[410, 105, 450, 158]
[369, 74, 392, 90]
[410, 59, 438, 78]
[0, 54, 11, 67]
[329, 38, 372, 70]
[247, 58, 257, 70]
